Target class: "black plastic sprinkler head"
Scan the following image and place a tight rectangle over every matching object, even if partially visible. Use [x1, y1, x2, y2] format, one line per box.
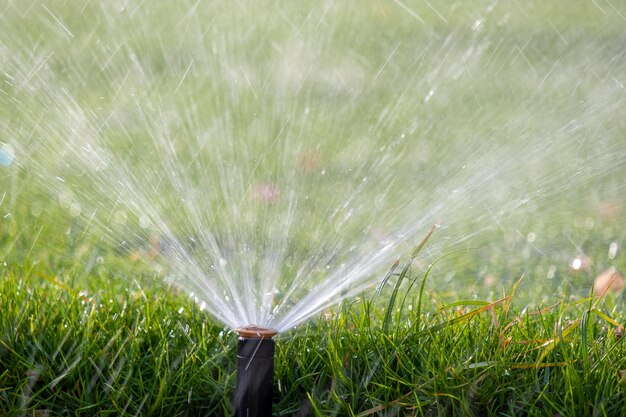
[234, 325, 278, 417]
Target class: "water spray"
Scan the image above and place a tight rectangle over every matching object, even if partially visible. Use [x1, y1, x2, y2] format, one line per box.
[234, 325, 278, 417]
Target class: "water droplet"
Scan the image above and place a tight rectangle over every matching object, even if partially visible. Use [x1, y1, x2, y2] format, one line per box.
[178, 307, 184, 314]
[570, 254, 591, 271]
[424, 89, 435, 102]
[608, 242, 618, 259]
[0, 143, 15, 166]
[138, 215, 151, 229]
[30, 203, 43, 217]
[69, 202, 82, 217]
[96, 256, 104, 265]
[219, 258, 227, 266]
[547, 265, 556, 279]
[114, 210, 127, 225]
[58, 191, 73, 208]
[526, 232, 536, 243]
[472, 18, 484, 32]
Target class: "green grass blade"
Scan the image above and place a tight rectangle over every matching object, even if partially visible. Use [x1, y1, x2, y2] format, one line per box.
[381, 224, 436, 335]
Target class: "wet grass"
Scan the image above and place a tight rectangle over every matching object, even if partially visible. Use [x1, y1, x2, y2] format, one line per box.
[1, 0, 626, 415]
[2, 259, 626, 416]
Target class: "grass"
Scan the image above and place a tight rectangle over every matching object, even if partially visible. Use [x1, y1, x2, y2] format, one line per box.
[2, 258, 626, 416]
[0, 268, 232, 416]
[1, 0, 626, 415]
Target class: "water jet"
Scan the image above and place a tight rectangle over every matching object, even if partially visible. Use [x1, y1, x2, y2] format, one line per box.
[1, 1, 626, 412]
[234, 325, 278, 417]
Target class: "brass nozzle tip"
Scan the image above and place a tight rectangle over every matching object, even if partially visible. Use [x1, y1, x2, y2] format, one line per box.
[235, 325, 278, 339]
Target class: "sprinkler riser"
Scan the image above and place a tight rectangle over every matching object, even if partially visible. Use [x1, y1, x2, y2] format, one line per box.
[234, 326, 277, 417]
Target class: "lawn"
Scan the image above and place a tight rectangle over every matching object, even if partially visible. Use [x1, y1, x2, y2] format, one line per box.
[1, 0, 625, 415]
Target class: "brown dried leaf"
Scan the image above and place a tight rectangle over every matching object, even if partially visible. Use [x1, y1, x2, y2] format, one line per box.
[618, 370, 626, 386]
[252, 182, 281, 204]
[594, 268, 625, 297]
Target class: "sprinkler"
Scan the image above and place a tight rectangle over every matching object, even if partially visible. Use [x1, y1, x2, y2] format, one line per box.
[234, 325, 278, 417]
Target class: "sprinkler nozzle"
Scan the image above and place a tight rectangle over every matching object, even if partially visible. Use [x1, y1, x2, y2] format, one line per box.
[234, 325, 277, 417]
[236, 325, 278, 340]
